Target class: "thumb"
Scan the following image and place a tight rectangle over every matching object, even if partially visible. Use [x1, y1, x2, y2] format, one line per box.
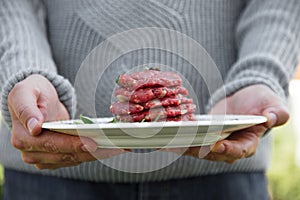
[263, 104, 289, 128]
[8, 84, 44, 136]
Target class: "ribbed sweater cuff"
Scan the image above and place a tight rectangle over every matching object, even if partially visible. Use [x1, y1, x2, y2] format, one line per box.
[206, 55, 287, 112]
[1, 69, 76, 128]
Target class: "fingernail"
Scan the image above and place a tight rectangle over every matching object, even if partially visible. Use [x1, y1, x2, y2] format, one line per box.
[81, 144, 97, 152]
[212, 144, 225, 153]
[27, 118, 38, 134]
[267, 112, 277, 127]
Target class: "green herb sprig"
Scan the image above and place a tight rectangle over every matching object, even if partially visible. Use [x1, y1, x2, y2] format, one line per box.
[79, 114, 95, 124]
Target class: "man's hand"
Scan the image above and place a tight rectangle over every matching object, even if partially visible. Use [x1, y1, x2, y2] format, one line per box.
[8, 74, 124, 169]
[163, 84, 289, 163]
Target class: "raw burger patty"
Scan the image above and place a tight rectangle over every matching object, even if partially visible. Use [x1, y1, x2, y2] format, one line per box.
[115, 86, 188, 104]
[117, 70, 182, 90]
[159, 113, 196, 122]
[116, 103, 196, 122]
[111, 95, 193, 115]
[110, 102, 144, 115]
[143, 95, 193, 109]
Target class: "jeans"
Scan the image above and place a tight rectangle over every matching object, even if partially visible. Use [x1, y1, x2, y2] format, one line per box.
[3, 169, 270, 200]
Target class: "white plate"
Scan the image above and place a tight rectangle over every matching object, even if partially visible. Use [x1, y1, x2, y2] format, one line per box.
[42, 115, 267, 148]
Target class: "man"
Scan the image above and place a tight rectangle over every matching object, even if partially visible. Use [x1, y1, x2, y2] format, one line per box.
[0, 0, 299, 199]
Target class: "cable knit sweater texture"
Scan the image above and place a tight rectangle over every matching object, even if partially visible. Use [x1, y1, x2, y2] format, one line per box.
[0, 0, 299, 182]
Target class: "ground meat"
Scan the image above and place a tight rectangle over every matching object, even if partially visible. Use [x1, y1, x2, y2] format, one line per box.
[144, 95, 193, 109]
[110, 102, 144, 115]
[115, 103, 196, 122]
[164, 103, 196, 117]
[115, 87, 155, 103]
[114, 86, 188, 104]
[152, 86, 188, 98]
[112, 69, 196, 123]
[117, 70, 182, 90]
[160, 113, 196, 122]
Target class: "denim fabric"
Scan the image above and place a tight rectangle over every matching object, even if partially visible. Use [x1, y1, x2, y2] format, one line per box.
[3, 169, 270, 200]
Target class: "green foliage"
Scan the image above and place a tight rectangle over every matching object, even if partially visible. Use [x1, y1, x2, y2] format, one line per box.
[267, 122, 300, 200]
[0, 166, 3, 199]
[79, 114, 95, 124]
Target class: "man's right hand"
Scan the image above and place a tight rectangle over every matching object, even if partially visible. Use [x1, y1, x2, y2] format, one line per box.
[8, 74, 124, 170]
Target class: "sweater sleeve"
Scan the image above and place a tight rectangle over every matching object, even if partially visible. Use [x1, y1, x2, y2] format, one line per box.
[208, 0, 300, 109]
[0, 0, 76, 128]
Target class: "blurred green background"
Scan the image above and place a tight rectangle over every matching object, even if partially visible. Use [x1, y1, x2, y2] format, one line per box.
[0, 119, 298, 199]
[267, 120, 300, 200]
[0, 166, 2, 198]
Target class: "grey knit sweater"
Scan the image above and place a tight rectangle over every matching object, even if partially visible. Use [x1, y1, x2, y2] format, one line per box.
[0, 0, 299, 183]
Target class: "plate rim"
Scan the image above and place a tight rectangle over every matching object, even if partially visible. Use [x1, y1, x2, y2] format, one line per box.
[42, 114, 267, 130]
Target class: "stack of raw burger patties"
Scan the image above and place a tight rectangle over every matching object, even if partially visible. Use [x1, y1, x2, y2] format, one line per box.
[110, 69, 196, 122]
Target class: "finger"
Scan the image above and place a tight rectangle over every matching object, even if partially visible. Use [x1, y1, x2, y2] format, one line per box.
[183, 146, 211, 158]
[21, 148, 124, 164]
[161, 146, 211, 159]
[21, 151, 96, 164]
[92, 148, 126, 160]
[204, 153, 237, 164]
[12, 128, 98, 153]
[263, 106, 289, 128]
[8, 82, 44, 135]
[210, 130, 260, 160]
